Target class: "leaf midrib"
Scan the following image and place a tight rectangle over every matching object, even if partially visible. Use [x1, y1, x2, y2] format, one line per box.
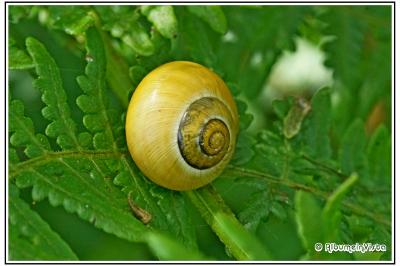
[9, 149, 126, 178]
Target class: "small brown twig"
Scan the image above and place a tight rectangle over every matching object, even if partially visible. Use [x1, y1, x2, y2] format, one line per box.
[128, 191, 152, 225]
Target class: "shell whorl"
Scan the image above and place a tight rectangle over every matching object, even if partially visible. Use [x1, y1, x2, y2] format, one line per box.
[177, 97, 232, 170]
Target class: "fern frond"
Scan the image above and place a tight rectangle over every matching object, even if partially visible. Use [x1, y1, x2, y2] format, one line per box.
[186, 6, 227, 34]
[12, 36, 148, 243]
[140, 6, 178, 39]
[26, 37, 81, 150]
[11, 28, 199, 251]
[9, 184, 78, 260]
[9, 99, 50, 160]
[322, 7, 367, 90]
[95, 6, 154, 56]
[9, 37, 33, 70]
[76, 27, 121, 151]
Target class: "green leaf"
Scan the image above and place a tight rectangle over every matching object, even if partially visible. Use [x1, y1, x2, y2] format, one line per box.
[357, 8, 391, 120]
[135, 30, 173, 72]
[353, 250, 384, 261]
[114, 160, 198, 250]
[229, 98, 256, 165]
[13, 36, 149, 244]
[26, 37, 81, 150]
[140, 6, 178, 39]
[9, 99, 50, 160]
[252, 130, 286, 177]
[186, 186, 273, 260]
[298, 9, 327, 45]
[103, 33, 132, 107]
[339, 119, 367, 175]
[216, 6, 311, 98]
[293, 87, 332, 160]
[270, 201, 287, 220]
[129, 65, 147, 88]
[322, 7, 367, 90]
[238, 190, 271, 232]
[145, 231, 207, 260]
[96, 6, 155, 56]
[236, 99, 254, 130]
[9, 184, 78, 260]
[11, 154, 149, 243]
[76, 27, 121, 150]
[294, 191, 323, 254]
[47, 6, 95, 35]
[9, 148, 20, 165]
[187, 6, 227, 34]
[272, 97, 293, 120]
[322, 173, 358, 241]
[9, 37, 33, 69]
[9, 6, 36, 24]
[122, 22, 155, 56]
[173, 7, 218, 67]
[230, 133, 256, 166]
[366, 125, 391, 186]
[327, 6, 391, 139]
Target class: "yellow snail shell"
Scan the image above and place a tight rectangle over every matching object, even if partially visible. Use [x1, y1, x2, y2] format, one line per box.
[125, 61, 239, 191]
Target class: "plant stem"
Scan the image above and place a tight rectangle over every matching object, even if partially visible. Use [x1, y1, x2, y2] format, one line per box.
[302, 155, 347, 179]
[186, 186, 273, 260]
[9, 150, 125, 178]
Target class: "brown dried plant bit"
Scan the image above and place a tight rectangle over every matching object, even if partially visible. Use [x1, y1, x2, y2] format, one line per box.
[365, 100, 386, 135]
[283, 97, 311, 139]
[128, 191, 152, 224]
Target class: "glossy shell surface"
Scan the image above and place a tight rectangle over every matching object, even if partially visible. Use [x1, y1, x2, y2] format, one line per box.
[126, 61, 239, 191]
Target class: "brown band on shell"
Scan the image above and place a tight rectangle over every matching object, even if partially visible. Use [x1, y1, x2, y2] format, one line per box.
[177, 97, 232, 170]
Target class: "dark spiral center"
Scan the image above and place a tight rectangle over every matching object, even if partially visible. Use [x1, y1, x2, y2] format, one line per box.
[200, 119, 229, 156]
[177, 97, 231, 170]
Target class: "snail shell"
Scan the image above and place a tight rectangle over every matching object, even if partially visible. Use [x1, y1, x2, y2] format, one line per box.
[125, 61, 239, 191]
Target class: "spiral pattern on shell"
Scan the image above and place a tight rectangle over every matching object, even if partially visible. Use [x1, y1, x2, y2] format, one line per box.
[125, 61, 239, 191]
